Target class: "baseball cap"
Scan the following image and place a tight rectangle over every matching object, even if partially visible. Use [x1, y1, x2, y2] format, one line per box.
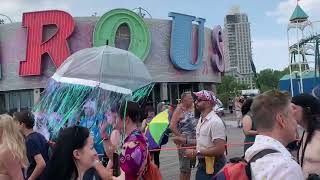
[193, 90, 217, 104]
[292, 93, 320, 115]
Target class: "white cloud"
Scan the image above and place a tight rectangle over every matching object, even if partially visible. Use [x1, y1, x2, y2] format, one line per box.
[0, 0, 72, 22]
[267, 0, 320, 24]
[252, 38, 289, 71]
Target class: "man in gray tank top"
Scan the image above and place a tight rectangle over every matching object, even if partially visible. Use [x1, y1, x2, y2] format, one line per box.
[170, 92, 198, 180]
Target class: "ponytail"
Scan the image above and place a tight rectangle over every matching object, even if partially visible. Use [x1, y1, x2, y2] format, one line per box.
[299, 108, 320, 167]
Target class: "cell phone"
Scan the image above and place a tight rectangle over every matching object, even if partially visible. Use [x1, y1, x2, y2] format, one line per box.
[113, 153, 120, 177]
[101, 156, 108, 167]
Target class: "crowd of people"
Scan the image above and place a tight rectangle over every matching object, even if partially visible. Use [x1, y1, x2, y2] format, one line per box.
[226, 91, 320, 180]
[0, 89, 320, 180]
[0, 101, 163, 180]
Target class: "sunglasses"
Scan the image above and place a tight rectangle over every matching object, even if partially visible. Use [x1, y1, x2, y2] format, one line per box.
[195, 98, 209, 102]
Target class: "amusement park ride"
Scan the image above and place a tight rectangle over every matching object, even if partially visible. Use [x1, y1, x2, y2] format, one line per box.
[286, 2, 320, 96]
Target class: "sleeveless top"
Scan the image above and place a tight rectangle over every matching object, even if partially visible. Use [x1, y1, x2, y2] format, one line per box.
[244, 112, 256, 152]
[177, 107, 198, 139]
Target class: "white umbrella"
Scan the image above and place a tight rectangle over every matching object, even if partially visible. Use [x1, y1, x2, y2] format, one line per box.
[52, 45, 152, 95]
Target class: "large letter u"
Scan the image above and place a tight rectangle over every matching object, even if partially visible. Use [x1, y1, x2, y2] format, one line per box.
[168, 12, 205, 70]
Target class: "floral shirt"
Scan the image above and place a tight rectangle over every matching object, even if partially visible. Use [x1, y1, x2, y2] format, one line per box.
[120, 129, 148, 180]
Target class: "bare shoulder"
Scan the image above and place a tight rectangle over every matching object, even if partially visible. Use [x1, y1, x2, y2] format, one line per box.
[174, 105, 183, 112]
[0, 147, 14, 160]
[242, 115, 252, 122]
[0, 146, 9, 155]
[172, 105, 183, 117]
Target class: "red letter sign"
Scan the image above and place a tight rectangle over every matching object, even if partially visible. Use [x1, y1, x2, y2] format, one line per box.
[19, 10, 75, 76]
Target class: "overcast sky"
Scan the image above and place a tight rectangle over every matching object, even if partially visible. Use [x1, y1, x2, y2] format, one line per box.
[1, 0, 320, 71]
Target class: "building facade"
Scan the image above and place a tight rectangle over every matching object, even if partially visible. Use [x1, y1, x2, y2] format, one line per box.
[0, 9, 225, 113]
[223, 7, 254, 87]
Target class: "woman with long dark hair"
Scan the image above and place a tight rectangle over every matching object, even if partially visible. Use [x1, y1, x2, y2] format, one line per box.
[47, 126, 112, 180]
[241, 98, 258, 153]
[292, 94, 320, 179]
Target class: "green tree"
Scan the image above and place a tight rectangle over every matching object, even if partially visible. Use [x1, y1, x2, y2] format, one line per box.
[256, 68, 288, 92]
[217, 76, 247, 106]
[282, 64, 308, 74]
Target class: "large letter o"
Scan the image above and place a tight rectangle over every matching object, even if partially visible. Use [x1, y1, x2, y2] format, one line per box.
[93, 9, 151, 61]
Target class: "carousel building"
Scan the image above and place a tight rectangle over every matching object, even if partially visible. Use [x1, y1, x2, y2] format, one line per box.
[0, 8, 225, 113]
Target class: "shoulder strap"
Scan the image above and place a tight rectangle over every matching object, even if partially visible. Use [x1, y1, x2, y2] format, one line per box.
[300, 131, 309, 168]
[248, 149, 278, 163]
[297, 130, 305, 166]
[245, 149, 279, 180]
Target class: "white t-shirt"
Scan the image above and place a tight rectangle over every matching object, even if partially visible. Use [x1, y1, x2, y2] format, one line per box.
[196, 110, 226, 151]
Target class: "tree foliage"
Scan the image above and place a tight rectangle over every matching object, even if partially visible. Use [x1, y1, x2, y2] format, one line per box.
[256, 68, 290, 92]
[217, 67, 293, 105]
[217, 67, 292, 105]
[217, 75, 247, 106]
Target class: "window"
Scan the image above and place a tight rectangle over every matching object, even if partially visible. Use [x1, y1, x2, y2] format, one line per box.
[8, 90, 34, 114]
[0, 64, 2, 80]
[0, 93, 5, 114]
[20, 91, 33, 111]
[115, 23, 131, 50]
[9, 92, 18, 113]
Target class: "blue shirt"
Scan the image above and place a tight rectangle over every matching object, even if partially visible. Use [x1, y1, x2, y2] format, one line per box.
[79, 115, 105, 155]
[26, 132, 49, 180]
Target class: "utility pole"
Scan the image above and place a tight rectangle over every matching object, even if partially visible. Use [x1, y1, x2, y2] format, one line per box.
[132, 7, 152, 19]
